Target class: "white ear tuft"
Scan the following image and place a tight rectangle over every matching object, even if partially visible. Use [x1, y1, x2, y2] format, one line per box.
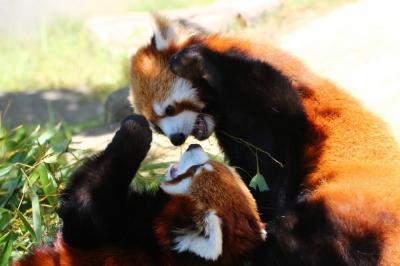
[152, 13, 176, 51]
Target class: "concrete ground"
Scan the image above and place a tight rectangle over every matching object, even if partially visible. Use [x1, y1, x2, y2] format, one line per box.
[279, 0, 400, 143]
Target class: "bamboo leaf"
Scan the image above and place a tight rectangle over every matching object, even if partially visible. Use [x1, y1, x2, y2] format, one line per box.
[30, 190, 42, 243]
[0, 165, 12, 177]
[38, 130, 55, 145]
[37, 165, 56, 205]
[0, 234, 14, 266]
[16, 211, 36, 241]
[249, 173, 270, 192]
[43, 154, 58, 164]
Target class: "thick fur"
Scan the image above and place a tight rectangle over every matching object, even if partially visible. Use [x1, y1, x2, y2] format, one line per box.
[129, 18, 400, 265]
[168, 41, 400, 266]
[15, 115, 264, 266]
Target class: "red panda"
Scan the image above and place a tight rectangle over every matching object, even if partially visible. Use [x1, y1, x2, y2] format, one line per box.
[129, 15, 400, 265]
[14, 115, 264, 266]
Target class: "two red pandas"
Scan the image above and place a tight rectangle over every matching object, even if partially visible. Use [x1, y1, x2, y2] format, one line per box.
[130, 15, 400, 265]
[15, 14, 400, 266]
[15, 115, 265, 266]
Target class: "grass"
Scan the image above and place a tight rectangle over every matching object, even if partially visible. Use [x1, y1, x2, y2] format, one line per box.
[0, 121, 85, 264]
[0, 120, 176, 264]
[0, 0, 214, 93]
[0, 19, 128, 94]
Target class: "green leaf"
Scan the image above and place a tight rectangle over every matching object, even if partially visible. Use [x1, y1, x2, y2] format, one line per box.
[249, 173, 269, 192]
[16, 211, 37, 241]
[0, 231, 10, 243]
[0, 208, 12, 231]
[43, 153, 59, 163]
[9, 151, 28, 163]
[0, 234, 14, 266]
[51, 139, 70, 153]
[0, 165, 12, 177]
[38, 130, 55, 145]
[37, 165, 56, 205]
[30, 190, 42, 243]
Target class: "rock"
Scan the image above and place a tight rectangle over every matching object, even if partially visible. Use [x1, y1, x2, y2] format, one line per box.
[0, 89, 103, 128]
[104, 87, 134, 124]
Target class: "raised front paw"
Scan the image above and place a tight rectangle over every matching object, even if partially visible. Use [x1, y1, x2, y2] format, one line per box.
[108, 115, 152, 156]
[169, 44, 208, 80]
[120, 115, 152, 140]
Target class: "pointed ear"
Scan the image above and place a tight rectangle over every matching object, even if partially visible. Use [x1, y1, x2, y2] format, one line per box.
[152, 13, 177, 51]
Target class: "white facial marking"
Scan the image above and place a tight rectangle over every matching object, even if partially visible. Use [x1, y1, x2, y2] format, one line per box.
[175, 147, 209, 176]
[160, 178, 192, 195]
[171, 78, 201, 104]
[174, 210, 223, 261]
[203, 115, 215, 135]
[195, 163, 213, 176]
[161, 146, 209, 195]
[153, 102, 164, 116]
[152, 78, 204, 117]
[152, 77, 216, 140]
[158, 110, 198, 138]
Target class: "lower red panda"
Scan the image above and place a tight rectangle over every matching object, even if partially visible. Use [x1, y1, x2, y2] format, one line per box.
[129, 15, 400, 265]
[14, 115, 264, 266]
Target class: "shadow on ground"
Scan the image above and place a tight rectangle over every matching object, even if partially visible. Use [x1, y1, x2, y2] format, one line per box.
[0, 89, 103, 129]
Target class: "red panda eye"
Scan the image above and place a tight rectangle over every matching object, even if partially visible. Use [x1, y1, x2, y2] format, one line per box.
[165, 105, 175, 116]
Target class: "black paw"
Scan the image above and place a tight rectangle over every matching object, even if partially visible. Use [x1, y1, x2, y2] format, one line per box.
[120, 114, 152, 142]
[108, 115, 152, 154]
[169, 44, 207, 80]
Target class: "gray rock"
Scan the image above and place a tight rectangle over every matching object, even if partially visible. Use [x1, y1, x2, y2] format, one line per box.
[104, 87, 134, 124]
[0, 89, 103, 128]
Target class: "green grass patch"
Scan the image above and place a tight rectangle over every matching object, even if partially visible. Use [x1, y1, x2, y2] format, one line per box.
[0, 19, 128, 93]
[0, 121, 86, 263]
[0, 0, 215, 93]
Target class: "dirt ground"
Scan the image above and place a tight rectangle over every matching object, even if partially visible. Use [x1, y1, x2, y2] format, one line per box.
[279, 0, 400, 143]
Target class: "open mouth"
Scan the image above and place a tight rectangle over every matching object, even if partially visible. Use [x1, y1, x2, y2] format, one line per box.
[191, 114, 208, 140]
[164, 162, 203, 185]
[163, 144, 209, 186]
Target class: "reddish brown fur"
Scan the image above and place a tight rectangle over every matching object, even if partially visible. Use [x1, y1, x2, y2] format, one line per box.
[14, 162, 264, 266]
[130, 44, 176, 122]
[130, 31, 400, 265]
[190, 162, 265, 264]
[155, 161, 264, 265]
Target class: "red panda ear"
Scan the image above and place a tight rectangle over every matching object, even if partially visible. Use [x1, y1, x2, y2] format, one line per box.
[152, 13, 178, 51]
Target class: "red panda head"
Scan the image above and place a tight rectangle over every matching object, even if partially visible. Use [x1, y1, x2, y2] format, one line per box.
[158, 144, 266, 262]
[130, 15, 215, 146]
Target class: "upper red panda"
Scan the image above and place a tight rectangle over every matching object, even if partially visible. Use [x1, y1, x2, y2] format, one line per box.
[14, 115, 264, 266]
[129, 15, 400, 265]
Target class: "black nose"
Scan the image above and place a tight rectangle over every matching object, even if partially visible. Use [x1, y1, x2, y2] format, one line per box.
[170, 133, 186, 146]
[187, 143, 201, 151]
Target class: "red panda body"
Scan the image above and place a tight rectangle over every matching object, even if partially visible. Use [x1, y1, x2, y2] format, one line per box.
[130, 16, 400, 265]
[15, 115, 264, 266]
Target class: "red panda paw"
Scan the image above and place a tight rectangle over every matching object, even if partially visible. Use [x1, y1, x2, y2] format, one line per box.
[169, 44, 207, 80]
